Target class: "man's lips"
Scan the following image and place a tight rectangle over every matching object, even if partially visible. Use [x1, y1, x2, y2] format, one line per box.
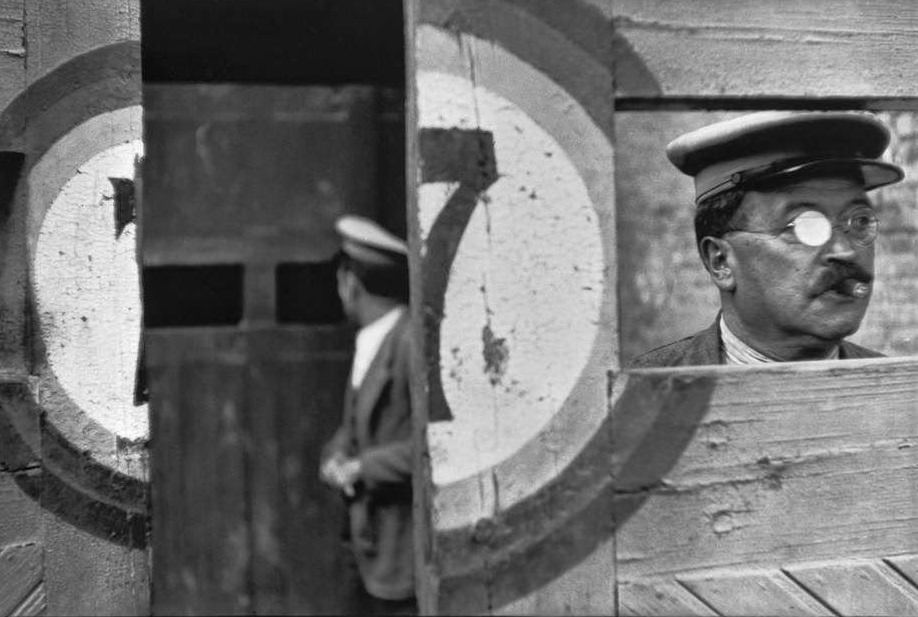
[815, 269, 873, 299]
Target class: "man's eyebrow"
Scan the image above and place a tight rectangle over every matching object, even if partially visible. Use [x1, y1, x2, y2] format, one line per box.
[782, 197, 875, 213]
[849, 197, 875, 209]
[780, 200, 819, 215]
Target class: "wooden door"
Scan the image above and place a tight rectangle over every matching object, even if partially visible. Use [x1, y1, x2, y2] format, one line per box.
[142, 2, 406, 612]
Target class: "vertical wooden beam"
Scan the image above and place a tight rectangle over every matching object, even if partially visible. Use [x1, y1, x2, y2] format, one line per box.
[411, 0, 617, 612]
[403, 1, 436, 614]
[149, 332, 252, 615]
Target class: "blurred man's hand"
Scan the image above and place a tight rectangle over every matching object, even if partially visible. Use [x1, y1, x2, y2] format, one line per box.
[320, 454, 361, 498]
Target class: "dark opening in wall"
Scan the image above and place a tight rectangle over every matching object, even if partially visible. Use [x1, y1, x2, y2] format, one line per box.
[141, 0, 404, 85]
[143, 265, 244, 327]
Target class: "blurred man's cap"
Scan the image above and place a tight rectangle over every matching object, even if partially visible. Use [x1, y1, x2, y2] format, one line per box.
[666, 111, 904, 203]
[335, 215, 407, 268]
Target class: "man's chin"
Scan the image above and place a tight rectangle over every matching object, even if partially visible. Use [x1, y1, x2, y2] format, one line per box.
[800, 316, 864, 346]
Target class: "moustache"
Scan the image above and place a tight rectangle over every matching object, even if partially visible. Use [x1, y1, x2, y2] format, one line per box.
[815, 265, 873, 298]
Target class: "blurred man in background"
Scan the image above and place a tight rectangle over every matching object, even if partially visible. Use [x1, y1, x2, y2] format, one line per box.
[320, 215, 416, 615]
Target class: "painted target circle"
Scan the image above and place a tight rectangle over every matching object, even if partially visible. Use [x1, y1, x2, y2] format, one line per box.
[417, 24, 617, 529]
[32, 111, 146, 444]
[0, 41, 146, 546]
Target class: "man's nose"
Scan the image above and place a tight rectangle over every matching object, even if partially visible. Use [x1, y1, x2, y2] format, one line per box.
[822, 226, 861, 262]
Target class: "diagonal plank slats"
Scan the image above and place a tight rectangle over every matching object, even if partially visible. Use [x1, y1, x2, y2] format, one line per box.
[618, 579, 718, 616]
[785, 560, 918, 615]
[0, 543, 42, 617]
[10, 582, 46, 617]
[887, 554, 918, 587]
[677, 569, 834, 616]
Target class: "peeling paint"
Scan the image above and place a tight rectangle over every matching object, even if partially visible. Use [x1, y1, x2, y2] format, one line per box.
[481, 324, 509, 386]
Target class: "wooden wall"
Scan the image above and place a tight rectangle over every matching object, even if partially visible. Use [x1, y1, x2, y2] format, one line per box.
[143, 84, 384, 614]
[0, 0, 148, 615]
[409, 1, 918, 614]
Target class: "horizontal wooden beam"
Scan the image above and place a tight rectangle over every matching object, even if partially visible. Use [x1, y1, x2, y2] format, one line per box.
[614, 0, 918, 100]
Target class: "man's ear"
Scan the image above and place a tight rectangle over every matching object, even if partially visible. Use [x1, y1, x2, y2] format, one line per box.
[699, 236, 736, 292]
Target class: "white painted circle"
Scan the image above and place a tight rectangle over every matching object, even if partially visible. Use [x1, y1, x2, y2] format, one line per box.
[419, 70, 605, 485]
[33, 112, 146, 442]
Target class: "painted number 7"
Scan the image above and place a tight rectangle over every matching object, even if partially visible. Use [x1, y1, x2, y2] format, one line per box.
[419, 128, 498, 423]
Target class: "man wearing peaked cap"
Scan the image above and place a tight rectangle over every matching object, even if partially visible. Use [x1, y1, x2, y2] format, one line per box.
[320, 215, 417, 614]
[631, 111, 905, 367]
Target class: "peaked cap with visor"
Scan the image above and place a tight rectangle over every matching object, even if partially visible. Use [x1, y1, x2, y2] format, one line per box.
[335, 215, 408, 268]
[666, 111, 904, 203]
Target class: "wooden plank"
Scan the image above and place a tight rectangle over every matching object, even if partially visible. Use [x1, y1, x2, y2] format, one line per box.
[613, 0, 918, 99]
[141, 84, 379, 267]
[41, 508, 148, 615]
[0, 543, 42, 616]
[0, 379, 39, 473]
[413, 1, 618, 613]
[10, 582, 46, 616]
[616, 359, 918, 579]
[888, 554, 918, 587]
[785, 560, 918, 615]
[147, 330, 251, 615]
[24, 0, 138, 84]
[0, 0, 23, 115]
[0, 472, 39, 548]
[678, 569, 834, 616]
[618, 579, 717, 616]
[246, 328, 352, 614]
[0, 1, 26, 372]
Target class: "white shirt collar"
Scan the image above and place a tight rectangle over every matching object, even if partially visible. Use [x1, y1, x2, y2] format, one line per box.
[350, 306, 406, 388]
[719, 315, 839, 365]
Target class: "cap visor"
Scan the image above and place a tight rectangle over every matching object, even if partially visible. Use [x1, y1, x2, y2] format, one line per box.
[748, 158, 904, 193]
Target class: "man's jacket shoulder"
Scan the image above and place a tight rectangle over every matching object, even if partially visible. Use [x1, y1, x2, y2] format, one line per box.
[630, 321, 884, 368]
[628, 321, 722, 368]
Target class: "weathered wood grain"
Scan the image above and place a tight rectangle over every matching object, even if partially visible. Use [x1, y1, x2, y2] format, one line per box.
[9, 581, 46, 616]
[785, 560, 918, 615]
[23, 0, 138, 85]
[147, 330, 251, 615]
[888, 554, 918, 587]
[618, 579, 717, 616]
[614, 0, 918, 100]
[246, 328, 353, 614]
[0, 543, 42, 616]
[0, 0, 23, 116]
[678, 568, 833, 616]
[41, 510, 148, 616]
[615, 358, 918, 615]
[0, 379, 38, 473]
[141, 85, 379, 267]
[0, 472, 38, 550]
